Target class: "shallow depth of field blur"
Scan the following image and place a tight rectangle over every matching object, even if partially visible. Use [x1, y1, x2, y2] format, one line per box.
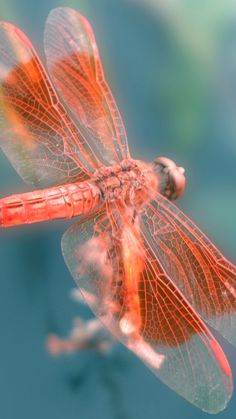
[0, 0, 236, 418]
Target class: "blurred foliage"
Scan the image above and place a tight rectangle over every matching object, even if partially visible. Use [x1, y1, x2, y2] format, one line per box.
[130, 0, 236, 151]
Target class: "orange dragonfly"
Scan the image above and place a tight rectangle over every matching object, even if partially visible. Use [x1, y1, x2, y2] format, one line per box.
[0, 7, 236, 413]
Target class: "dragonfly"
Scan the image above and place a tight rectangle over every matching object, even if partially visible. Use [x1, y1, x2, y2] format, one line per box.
[0, 7, 236, 413]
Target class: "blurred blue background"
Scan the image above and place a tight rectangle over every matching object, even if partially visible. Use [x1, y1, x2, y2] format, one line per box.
[0, 0, 236, 418]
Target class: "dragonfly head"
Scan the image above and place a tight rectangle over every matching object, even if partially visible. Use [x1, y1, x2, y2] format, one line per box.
[152, 157, 186, 200]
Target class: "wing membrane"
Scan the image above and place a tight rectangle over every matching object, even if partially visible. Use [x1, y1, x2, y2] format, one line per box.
[62, 206, 232, 413]
[140, 194, 236, 346]
[0, 21, 100, 187]
[44, 7, 130, 165]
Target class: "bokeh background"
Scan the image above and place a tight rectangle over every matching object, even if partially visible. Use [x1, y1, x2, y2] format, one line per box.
[0, 0, 236, 418]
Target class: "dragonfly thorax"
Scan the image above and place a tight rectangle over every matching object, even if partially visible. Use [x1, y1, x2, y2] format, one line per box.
[92, 159, 158, 208]
[93, 157, 186, 207]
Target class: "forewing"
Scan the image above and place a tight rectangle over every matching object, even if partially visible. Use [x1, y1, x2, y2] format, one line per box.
[0, 21, 99, 187]
[44, 7, 130, 165]
[140, 194, 236, 346]
[62, 207, 232, 413]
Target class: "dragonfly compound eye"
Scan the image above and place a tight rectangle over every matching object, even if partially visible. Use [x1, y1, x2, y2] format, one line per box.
[152, 157, 186, 200]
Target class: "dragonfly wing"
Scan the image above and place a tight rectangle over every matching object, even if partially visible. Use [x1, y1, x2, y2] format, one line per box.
[0, 21, 100, 187]
[62, 206, 232, 413]
[140, 194, 236, 347]
[44, 7, 130, 165]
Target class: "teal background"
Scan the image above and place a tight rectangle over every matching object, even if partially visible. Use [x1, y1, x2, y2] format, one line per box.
[0, 0, 236, 418]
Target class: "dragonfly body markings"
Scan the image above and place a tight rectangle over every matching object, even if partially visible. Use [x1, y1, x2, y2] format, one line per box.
[0, 158, 181, 226]
[0, 180, 101, 226]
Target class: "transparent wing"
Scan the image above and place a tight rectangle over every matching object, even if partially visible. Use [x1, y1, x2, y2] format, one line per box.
[61, 206, 232, 413]
[141, 194, 236, 346]
[0, 21, 100, 187]
[44, 7, 130, 165]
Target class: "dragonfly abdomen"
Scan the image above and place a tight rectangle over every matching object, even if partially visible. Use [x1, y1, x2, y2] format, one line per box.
[0, 181, 102, 227]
